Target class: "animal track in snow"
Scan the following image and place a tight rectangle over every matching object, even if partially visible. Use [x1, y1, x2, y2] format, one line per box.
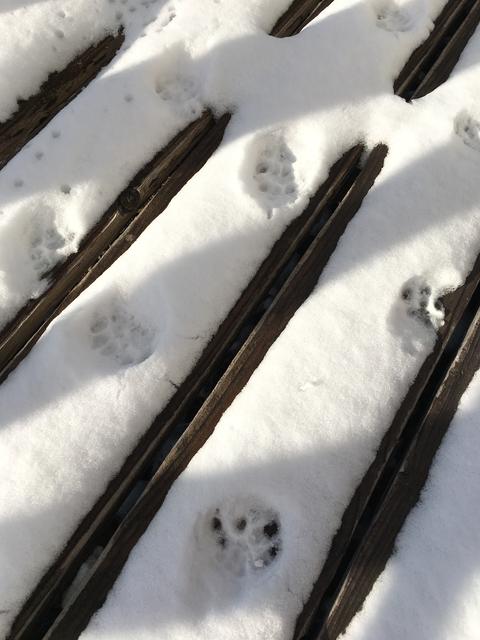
[195, 497, 282, 578]
[376, 3, 416, 32]
[28, 209, 72, 276]
[156, 5, 176, 29]
[252, 134, 298, 217]
[155, 75, 202, 119]
[454, 111, 480, 151]
[401, 277, 444, 330]
[89, 299, 155, 368]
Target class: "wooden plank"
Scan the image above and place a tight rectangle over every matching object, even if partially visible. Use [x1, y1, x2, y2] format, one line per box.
[0, 31, 124, 171]
[412, 0, 480, 99]
[271, 0, 335, 37]
[8, 143, 363, 640]
[305, 285, 480, 640]
[39, 144, 387, 640]
[394, 0, 479, 99]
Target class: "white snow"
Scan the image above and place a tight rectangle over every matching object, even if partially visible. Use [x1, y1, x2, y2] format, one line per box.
[1, 0, 480, 638]
[343, 368, 480, 640]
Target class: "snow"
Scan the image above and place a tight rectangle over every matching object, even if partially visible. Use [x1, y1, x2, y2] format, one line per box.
[343, 368, 480, 640]
[1, 0, 480, 637]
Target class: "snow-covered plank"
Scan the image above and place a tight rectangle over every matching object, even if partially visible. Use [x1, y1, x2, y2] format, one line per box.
[0, 111, 227, 382]
[0, 1, 121, 125]
[328, 296, 480, 640]
[295, 255, 480, 639]
[0, 31, 124, 172]
[271, 0, 335, 36]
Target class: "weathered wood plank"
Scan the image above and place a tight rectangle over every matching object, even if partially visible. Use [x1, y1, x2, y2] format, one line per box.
[412, 0, 480, 99]
[0, 31, 124, 171]
[395, 0, 480, 99]
[39, 145, 387, 640]
[271, 0, 335, 37]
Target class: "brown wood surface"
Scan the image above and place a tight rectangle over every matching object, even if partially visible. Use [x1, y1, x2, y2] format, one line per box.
[272, 0, 335, 36]
[38, 146, 387, 640]
[0, 31, 124, 171]
[395, 0, 480, 99]
[412, 0, 480, 99]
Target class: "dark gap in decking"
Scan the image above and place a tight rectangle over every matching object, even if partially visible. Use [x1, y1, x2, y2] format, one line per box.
[395, 0, 480, 100]
[0, 30, 124, 171]
[21, 146, 387, 640]
[298, 271, 480, 640]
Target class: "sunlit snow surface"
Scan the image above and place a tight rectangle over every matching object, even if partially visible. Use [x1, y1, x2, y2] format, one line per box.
[1, 0, 480, 638]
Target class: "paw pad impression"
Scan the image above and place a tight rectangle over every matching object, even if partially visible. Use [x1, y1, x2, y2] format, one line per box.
[196, 497, 282, 578]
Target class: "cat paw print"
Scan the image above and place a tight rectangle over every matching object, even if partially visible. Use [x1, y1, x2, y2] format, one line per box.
[401, 277, 444, 331]
[454, 111, 480, 151]
[155, 75, 202, 119]
[376, 3, 416, 32]
[28, 209, 72, 277]
[195, 497, 282, 578]
[252, 134, 298, 217]
[89, 299, 155, 368]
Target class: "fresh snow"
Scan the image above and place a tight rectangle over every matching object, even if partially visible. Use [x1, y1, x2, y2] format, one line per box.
[343, 368, 480, 640]
[1, 0, 479, 638]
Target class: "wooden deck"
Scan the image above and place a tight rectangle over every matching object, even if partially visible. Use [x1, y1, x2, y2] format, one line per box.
[2, 0, 480, 638]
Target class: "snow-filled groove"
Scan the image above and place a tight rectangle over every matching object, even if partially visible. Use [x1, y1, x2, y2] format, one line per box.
[0, 112, 229, 384]
[295, 276, 480, 640]
[16, 146, 386, 640]
[394, 0, 480, 100]
[293, 260, 480, 639]
[0, 31, 124, 172]
[6, 143, 366, 640]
